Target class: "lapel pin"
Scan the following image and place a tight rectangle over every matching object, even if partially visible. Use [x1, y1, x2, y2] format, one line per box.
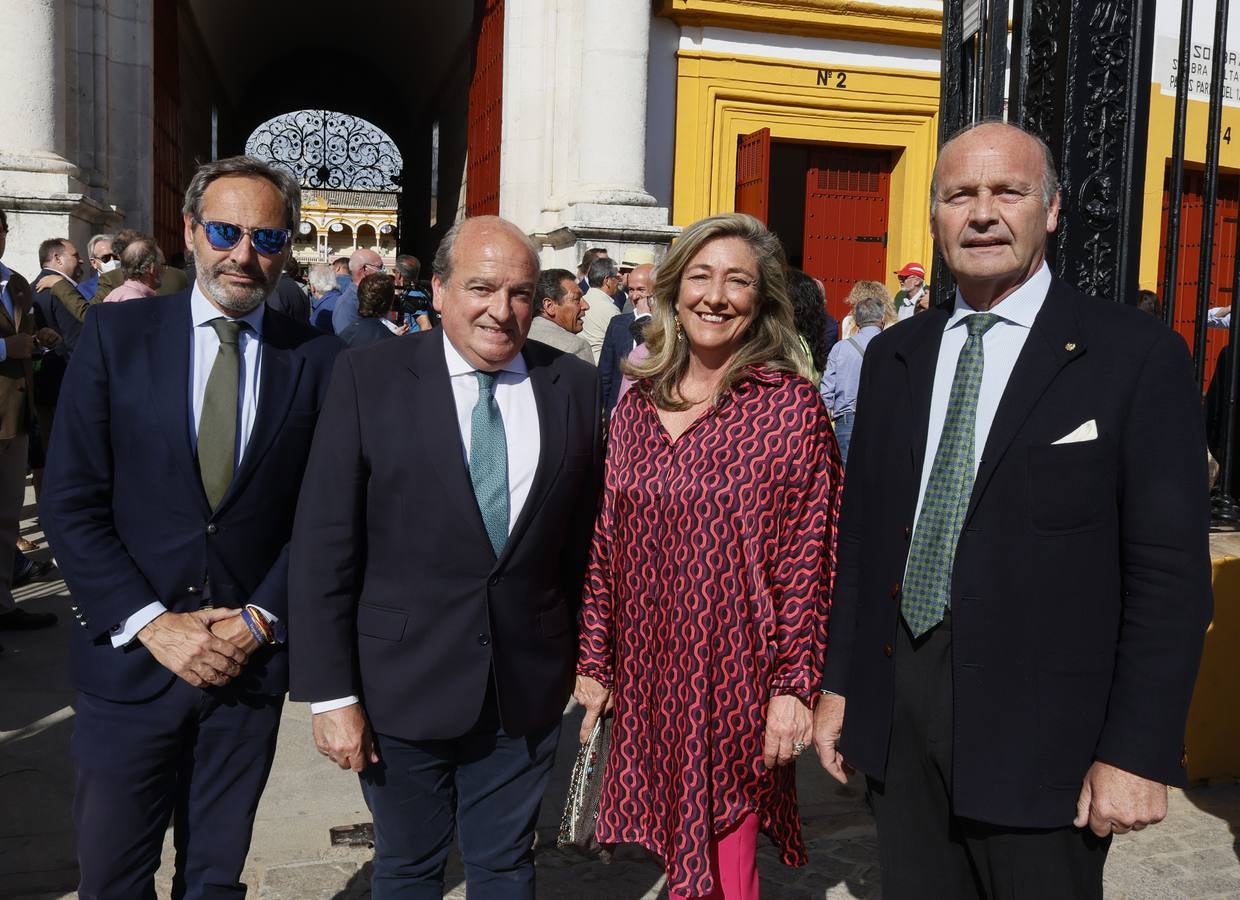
[1065, 342, 1077, 352]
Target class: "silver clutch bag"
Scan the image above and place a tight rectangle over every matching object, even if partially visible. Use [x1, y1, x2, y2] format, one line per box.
[557, 715, 614, 860]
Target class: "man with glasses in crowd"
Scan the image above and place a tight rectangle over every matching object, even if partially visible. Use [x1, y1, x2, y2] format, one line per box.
[42, 155, 342, 898]
[331, 247, 385, 335]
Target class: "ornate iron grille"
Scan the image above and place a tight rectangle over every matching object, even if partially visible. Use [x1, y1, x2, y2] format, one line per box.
[244, 109, 403, 191]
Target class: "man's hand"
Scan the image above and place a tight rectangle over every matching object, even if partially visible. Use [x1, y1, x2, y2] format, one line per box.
[395, 321, 411, 336]
[4, 334, 37, 360]
[137, 608, 248, 687]
[574, 674, 612, 743]
[313, 704, 379, 772]
[814, 692, 852, 784]
[764, 694, 813, 769]
[34, 327, 61, 349]
[1074, 761, 1168, 837]
[33, 273, 63, 292]
[209, 611, 260, 658]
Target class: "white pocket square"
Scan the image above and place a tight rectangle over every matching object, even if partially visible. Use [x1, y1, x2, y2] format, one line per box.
[1052, 419, 1098, 445]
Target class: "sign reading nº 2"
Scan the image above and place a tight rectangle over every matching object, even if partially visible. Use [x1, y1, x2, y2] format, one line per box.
[817, 69, 849, 89]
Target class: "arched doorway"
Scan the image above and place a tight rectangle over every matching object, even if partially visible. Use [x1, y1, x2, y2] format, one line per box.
[245, 110, 402, 265]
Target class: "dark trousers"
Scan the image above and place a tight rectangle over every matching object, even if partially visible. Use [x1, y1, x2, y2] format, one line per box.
[868, 611, 1111, 900]
[359, 690, 560, 900]
[72, 680, 283, 900]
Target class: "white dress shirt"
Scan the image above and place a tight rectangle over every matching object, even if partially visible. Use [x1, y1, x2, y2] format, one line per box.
[309, 334, 543, 714]
[908, 263, 1052, 538]
[112, 285, 272, 647]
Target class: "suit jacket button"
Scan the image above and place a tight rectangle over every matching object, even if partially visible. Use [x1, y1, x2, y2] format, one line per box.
[488, 575, 500, 587]
[903, 526, 912, 540]
[477, 633, 490, 646]
[187, 586, 199, 594]
[206, 524, 218, 535]
[883, 643, 894, 657]
[890, 582, 901, 598]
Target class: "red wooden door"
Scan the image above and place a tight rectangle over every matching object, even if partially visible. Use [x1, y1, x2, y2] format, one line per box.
[466, 0, 504, 218]
[802, 148, 892, 323]
[735, 129, 771, 223]
[1159, 169, 1239, 391]
[152, 0, 182, 258]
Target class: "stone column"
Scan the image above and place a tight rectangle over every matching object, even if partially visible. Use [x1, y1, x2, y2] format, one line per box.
[0, 0, 73, 184]
[0, 0, 117, 271]
[571, 0, 656, 207]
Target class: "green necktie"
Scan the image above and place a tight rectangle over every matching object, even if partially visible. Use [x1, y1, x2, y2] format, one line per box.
[901, 312, 1001, 638]
[470, 370, 510, 557]
[199, 318, 245, 510]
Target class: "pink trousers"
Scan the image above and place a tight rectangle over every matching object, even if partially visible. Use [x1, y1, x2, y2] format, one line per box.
[667, 813, 760, 900]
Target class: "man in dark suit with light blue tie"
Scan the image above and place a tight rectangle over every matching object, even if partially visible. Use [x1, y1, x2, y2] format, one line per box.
[290, 215, 601, 899]
[42, 156, 342, 899]
[814, 122, 1211, 899]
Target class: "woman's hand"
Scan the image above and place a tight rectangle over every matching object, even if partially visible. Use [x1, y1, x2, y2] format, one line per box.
[763, 694, 813, 769]
[574, 674, 613, 743]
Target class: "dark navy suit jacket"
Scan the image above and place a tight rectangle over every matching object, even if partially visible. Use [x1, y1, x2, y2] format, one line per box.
[823, 277, 1212, 827]
[42, 291, 342, 701]
[289, 329, 602, 740]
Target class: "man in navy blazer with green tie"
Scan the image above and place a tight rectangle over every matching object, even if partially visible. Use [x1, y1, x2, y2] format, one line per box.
[814, 122, 1211, 899]
[43, 156, 341, 899]
[290, 215, 601, 899]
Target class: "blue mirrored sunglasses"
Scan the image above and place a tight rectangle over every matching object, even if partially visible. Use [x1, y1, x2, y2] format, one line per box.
[195, 218, 291, 256]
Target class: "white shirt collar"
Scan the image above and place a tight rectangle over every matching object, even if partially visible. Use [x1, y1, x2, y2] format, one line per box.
[190, 281, 266, 337]
[948, 261, 1051, 331]
[0, 260, 11, 289]
[443, 331, 529, 378]
[45, 266, 78, 287]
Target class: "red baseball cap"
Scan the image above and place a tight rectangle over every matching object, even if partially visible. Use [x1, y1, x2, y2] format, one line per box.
[894, 262, 926, 279]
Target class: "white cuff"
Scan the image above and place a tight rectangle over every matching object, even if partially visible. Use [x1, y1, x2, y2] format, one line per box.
[310, 696, 360, 715]
[110, 602, 168, 648]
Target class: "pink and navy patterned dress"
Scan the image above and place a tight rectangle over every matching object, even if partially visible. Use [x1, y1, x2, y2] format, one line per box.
[576, 368, 843, 898]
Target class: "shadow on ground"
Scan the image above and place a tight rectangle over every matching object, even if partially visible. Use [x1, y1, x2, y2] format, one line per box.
[0, 506, 77, 899]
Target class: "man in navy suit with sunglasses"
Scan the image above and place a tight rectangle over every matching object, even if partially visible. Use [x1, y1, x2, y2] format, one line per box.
[42, 155, 342, 899]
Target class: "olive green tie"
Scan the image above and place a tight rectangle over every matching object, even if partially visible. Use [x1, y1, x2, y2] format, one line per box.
[199, 318, 245, 510]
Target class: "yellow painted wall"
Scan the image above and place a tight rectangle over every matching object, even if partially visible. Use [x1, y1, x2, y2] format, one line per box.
[1185, 553, 1240, 781]
[1139, 88, 1240, 295]
[673, 50, 941, 290]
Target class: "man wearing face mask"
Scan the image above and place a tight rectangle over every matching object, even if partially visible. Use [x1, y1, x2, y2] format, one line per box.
[41, 156, 342, 898]
[78, 233, 118, 300]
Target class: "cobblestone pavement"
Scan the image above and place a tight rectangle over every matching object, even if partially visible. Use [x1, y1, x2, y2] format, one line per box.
[3, 490, 1239, 899]
[249, 712, 1240, 900]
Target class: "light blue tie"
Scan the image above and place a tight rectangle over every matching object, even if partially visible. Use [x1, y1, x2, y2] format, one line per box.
[470, 370, 510, 557]
[901, 313, 1001, 638]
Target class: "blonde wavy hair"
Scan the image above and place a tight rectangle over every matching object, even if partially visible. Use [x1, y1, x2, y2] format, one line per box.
[624, 213, 813, 411]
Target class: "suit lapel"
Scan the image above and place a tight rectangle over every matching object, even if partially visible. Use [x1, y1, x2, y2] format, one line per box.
[894, 305, 950, 478]
[215, 310, 304, 515]
[147, 296, 208, 512]
[408, 330, 496, 550]
[500, 349, 567, 567]
[963, 282, 1085, 525]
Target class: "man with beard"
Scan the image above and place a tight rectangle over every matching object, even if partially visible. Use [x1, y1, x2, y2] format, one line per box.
[41, 156, 342, 898]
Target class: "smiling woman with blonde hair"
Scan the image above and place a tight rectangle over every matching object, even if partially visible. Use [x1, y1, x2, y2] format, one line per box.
[575, 213, 844, 899]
